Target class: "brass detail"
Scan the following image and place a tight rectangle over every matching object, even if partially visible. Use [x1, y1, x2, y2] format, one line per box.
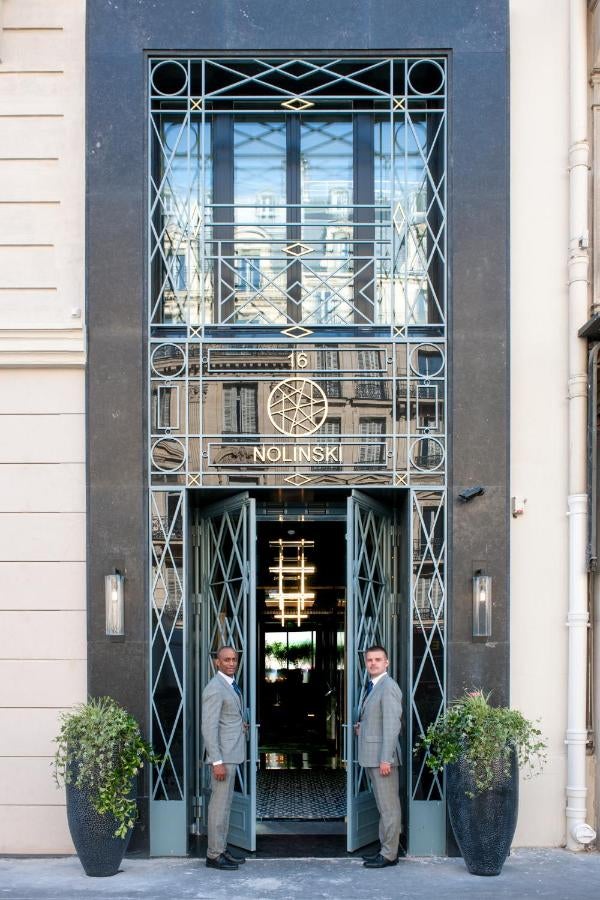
[267, 377, 328, 436]
[188, 474, 201, 486]
[189, 326, 202, 338]
[281, 97, 315, 111]
[394, 325, 407, 338]
[282, 242, 314, 257]
[395, 472, 408, 485]
[284, 473, 312, 486]
[282, 325, 313, 339]
[191, 98, 202, 110]
[254, 444, 342, 464]
[393, 97, 406, 111]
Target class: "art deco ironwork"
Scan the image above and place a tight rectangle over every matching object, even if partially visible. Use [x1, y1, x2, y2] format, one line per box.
[148, 56, 447, 825]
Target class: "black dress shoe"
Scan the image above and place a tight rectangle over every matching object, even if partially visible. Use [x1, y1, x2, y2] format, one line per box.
[361, 851, 381, 861]
[206, 853, 238, 870]
[224, 848, 246, 864]
[363, 853, 399, 868]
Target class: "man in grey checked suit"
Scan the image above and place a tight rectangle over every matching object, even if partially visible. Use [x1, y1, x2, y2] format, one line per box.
[355, 644, 403, 868]
[201, 646, 247, 870]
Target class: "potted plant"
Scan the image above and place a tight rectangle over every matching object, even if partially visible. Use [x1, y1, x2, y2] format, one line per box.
[53, 696, 158, 877]
[416, 690, 546, 876]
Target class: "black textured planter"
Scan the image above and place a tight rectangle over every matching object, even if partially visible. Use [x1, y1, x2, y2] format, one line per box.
[446, 748, 519, 876]
[66, 779, 133, 877]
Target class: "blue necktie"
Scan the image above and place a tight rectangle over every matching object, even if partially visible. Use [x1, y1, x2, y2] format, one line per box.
[232, 679, 242, 698]
[359, 681, 373, 720]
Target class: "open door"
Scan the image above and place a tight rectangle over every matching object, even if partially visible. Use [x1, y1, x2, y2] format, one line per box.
[195, 492, 257, 852]
[345, 490, 393, 851]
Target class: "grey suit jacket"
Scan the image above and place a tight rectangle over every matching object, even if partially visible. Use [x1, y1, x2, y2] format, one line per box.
[357, 673, 403, 768]
[201, 673, 246, 765]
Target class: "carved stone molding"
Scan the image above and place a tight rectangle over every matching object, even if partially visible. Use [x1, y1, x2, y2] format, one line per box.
[0, 327, 86, 367]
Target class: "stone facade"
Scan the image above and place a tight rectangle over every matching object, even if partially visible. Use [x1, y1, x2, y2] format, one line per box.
[0, 1, 85, 853]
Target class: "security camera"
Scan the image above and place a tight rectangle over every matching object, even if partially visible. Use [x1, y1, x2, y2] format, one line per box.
[458, 485, 485, 503]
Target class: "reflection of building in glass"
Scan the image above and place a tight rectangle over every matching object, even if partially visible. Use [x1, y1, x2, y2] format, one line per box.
[155, 104, 444, 327]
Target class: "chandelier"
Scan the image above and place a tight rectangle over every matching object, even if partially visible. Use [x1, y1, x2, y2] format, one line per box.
[266, 539, 316, 627]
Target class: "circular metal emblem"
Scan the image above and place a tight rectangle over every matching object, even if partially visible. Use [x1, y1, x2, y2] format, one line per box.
[267, 377, 328, 436]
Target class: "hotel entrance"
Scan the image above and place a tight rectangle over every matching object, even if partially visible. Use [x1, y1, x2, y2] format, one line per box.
[146, 54, 449, 858]
[190, 489, 407, 853]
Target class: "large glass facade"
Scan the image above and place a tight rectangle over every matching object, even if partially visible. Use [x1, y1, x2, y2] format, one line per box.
[149, 57, 446, 329]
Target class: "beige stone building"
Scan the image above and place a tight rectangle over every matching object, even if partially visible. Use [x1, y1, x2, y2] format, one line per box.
[0, 1, 86, 853]
[3, 0, 600, 860]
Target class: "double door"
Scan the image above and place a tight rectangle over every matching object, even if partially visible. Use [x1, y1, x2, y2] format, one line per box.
[193, 490, 396, 852]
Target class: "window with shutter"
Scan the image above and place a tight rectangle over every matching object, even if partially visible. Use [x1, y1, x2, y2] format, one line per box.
[316, 350, 341, 398]
[240, 385, 258, 434]
[314, 417, 341, 470]
[223, 384, 258, 437]
[358, 418, 385, 465]
[356, 350, 385, 400]
[223, 385, 237, 434]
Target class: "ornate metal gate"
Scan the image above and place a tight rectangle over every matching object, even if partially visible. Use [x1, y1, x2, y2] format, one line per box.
[345, 490, 394, 851]
[193, 493, 257, 851]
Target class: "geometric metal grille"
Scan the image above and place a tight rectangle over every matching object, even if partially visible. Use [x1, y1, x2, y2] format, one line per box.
[149, 56, 446, 332]
[351, 497, 390, 800]
[148, 339, 446, 488]
[346, 491, 391, 850]
[199, 494, 256, 850]
[147, 55, 448, 852]
[409, 489, 446, 801]
[150, 489, 186, 800]
[202, 502, 250, 680]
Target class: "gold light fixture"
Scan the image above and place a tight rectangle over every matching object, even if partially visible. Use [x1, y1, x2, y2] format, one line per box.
[266, 539, 316, 627]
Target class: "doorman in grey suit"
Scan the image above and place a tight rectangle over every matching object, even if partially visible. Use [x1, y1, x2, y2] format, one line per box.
[201, 646, 247, 870]
[355, 644, 403, 868]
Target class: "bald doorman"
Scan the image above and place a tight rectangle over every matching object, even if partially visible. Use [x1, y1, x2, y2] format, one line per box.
[201, 646, 247, 870]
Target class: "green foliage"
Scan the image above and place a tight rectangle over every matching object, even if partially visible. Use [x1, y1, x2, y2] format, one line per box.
[265, 640, 313, 666]
[415, 690, 547, 796]
[53, 697, 160, 839]
[265, 641, 288, 664]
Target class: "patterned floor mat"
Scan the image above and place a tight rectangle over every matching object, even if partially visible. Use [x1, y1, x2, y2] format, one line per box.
[256, 769, 346, 820]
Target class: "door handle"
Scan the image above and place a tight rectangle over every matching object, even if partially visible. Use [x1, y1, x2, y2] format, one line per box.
[342, 723, 349, 763]
[253, 723, 260, 767]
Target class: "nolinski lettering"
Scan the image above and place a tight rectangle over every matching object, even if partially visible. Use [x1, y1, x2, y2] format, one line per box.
[253, 445, 342, 464]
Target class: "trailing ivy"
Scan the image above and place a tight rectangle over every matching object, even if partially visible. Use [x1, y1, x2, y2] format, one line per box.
[415, 690, 547, 796]
[53, 697, 160, 839]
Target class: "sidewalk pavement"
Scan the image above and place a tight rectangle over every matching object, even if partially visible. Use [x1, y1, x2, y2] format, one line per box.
[1, 850, 600, 900]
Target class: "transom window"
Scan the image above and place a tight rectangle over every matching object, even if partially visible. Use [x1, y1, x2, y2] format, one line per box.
[149, 57, 446, 331]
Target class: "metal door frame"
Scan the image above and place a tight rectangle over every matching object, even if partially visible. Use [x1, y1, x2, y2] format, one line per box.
[345, 488, 395, 851]
[192, 491, 257, 851]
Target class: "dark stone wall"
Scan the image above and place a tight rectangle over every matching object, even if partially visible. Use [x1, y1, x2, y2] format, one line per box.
[87, 0, 510, 853]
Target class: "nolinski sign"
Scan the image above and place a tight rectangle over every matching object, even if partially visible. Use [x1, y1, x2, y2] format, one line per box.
[253, 444, 342, 464]
[253, 377, 342, 464]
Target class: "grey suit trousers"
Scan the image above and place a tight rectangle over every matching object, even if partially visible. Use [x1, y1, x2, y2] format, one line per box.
[207, 764, 236, 859]
[367, 765, 401, 861]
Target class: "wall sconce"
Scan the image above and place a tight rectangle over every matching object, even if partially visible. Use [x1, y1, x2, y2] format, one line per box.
[472, 571, 492, 638]
[105, 571, 125, 636]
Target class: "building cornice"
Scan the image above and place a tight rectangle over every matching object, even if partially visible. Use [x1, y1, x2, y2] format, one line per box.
[0, 327, 86, 367]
